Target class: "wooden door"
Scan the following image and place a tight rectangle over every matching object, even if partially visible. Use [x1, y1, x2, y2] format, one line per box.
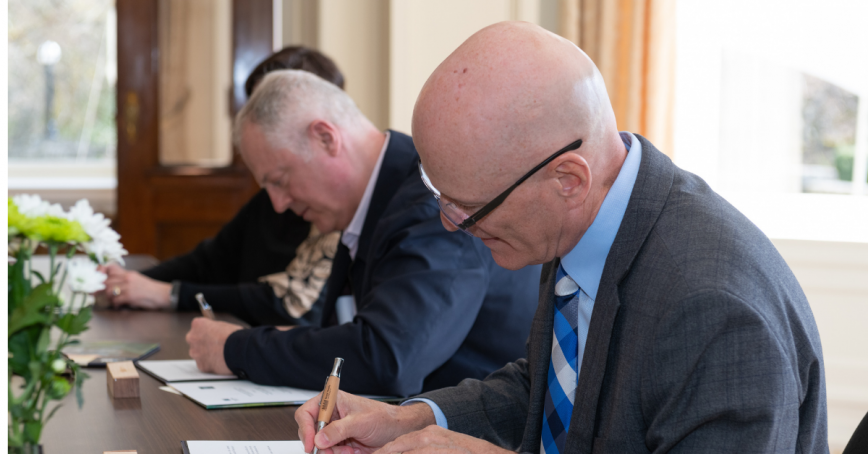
[115, 0, 273, 260]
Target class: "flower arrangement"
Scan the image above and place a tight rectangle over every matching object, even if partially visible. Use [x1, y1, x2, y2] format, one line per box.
[8, 195, 127, 453]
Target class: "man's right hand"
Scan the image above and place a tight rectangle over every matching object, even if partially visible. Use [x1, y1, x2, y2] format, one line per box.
[296, 391, 436, 454]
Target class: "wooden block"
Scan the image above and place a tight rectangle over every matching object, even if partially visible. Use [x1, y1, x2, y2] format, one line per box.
[106, 361, 139, 398]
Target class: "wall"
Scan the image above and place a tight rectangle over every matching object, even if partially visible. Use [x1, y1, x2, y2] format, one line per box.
[319, 0, 390, 130]
[388, 0, 540, 133]
[774, 239, 868, 453]
[281, 0, 554, 132]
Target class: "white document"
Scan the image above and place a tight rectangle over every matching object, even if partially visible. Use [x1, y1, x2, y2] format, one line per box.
[183, 440, 304, 454]
[137, 359, 237, 383]
[169, 380, 320, 408]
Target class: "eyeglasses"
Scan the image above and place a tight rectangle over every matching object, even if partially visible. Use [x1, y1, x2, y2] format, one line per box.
[418, 138, 583, 235]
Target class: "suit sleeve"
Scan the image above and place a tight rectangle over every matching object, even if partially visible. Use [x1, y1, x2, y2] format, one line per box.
[223, 212, 491, 396]
[416, 359, 533, 451]
[174, 282, 314, 327]
[641, 290, 813, 453]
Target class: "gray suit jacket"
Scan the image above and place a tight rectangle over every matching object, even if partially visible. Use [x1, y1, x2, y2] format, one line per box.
[419, 135, 828, 453]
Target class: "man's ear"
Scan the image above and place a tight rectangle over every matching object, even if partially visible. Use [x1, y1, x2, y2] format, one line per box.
[308, 120, 340, 157]
[552, 153, 592, 205]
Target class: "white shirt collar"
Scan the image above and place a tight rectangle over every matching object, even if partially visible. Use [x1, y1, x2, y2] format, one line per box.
[341, 131, 391, 259]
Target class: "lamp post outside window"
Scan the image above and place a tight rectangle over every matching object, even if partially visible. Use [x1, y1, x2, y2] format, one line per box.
[37, 40, 62, 140]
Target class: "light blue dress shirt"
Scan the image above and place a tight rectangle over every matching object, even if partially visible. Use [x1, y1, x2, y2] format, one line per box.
[406, 132, 643, 429]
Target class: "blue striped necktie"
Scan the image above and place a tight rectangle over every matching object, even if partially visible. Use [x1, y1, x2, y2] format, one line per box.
[540, 264, 580, 454]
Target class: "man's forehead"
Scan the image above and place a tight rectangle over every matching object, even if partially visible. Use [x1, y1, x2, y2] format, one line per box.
[418, 138, 516, 205]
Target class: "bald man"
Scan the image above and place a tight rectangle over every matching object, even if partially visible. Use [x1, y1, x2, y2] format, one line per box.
[295, 22, 827, 454]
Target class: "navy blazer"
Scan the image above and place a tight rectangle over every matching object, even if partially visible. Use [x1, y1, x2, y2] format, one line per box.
[224, 131, 541, 396]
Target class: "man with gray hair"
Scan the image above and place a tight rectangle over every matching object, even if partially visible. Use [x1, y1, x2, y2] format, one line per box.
[184, 69, 541, 396]
[295, 21, 826, 453]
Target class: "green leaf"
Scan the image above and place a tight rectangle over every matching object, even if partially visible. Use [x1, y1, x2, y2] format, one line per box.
[8, 430, 23, 447]
[30, 270, 46, 285]
[56, 306, 92, 335]
[9, 329, 34, 380]
[8, 284, 59, 336]
[55, 313, 76, 335]
[44, 403, 64, 424]
[23, 421, 42, 444]
[35, 329, 50, 355]
[8, 250, 31, 314]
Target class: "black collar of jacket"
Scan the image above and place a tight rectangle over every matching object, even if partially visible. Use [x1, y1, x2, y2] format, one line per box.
[522, 134, 676, 454]
[354, 130, 419, 264]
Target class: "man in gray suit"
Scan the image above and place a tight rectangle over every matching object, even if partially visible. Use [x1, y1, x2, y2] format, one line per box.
[295, 21, 828, 454]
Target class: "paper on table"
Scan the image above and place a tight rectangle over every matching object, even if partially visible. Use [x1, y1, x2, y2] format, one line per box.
[169, 380, 320, 409]
[182, 440, 304, 454]
[137, 359, 237, 383]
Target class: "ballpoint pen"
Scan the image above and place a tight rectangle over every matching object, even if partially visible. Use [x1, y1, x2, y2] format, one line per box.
[313, 358, 344, 454]
[194, 293, 215, 320]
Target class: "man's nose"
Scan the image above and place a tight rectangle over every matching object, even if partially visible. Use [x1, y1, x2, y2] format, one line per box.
[267, 188, 293, 213]
[440, 212, 459, 232]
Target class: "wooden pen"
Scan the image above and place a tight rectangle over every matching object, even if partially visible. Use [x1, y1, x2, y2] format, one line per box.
[312, 358, 344, 454]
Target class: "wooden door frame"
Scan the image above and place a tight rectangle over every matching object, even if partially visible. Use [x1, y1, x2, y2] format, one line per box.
[115, 0, 275, 259]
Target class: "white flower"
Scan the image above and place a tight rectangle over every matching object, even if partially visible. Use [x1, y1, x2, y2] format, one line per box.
[66, 256, 107, 293]
[12, 194, 67, 218]
[67, 199, 128, 265]
[13, 194, 49, 217]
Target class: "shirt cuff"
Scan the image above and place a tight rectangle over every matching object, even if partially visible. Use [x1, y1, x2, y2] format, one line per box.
[402, 398, 448, 430]
[169, 280, 182, 310]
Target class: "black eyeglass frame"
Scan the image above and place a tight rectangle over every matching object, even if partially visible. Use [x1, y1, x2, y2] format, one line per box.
[420, 138, 583, 232]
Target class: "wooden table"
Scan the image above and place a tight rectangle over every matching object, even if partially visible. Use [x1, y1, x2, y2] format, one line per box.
[39, 310, 300, 453]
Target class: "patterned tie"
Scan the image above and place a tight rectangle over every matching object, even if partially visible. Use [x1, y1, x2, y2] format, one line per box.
[540, 264, 580, 454]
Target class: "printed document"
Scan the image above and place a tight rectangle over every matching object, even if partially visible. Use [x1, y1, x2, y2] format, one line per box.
[138, 359, 237, 383]
[182, 440, 305, 454]
[169, 380, 320, 409]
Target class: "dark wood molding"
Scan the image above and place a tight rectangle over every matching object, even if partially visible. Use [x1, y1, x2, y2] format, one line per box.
[116, 0, 160, 255]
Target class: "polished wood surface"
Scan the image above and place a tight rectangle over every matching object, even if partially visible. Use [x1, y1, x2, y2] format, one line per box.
[40, 310, 299, 453]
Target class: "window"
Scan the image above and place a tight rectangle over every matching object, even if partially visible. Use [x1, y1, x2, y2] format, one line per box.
[675, 0, 868, 243]
[8, 0, 117, 162]
[8, 0, 118, 215]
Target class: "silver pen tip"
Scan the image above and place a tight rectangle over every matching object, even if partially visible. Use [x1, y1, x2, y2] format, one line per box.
[330, 357, 344, 377]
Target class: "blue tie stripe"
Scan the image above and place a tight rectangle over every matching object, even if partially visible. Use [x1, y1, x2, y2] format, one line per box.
[546, 360, 571, 414]
[540, 408, 560, 454]
[553, 310, 579, 352]
[541, 264, 580, 454]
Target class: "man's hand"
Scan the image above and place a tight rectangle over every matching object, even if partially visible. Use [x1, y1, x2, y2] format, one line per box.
[185, 318, 242, 375]
[99, 263, 172, 310]
[295, 391, 435, 454]
[374, 426, 512, 454]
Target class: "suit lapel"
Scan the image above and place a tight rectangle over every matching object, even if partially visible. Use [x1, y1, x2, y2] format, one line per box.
[559, 135, 675, 453]
[520, 259, 559, 453]
[351, 131, 418, 307]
